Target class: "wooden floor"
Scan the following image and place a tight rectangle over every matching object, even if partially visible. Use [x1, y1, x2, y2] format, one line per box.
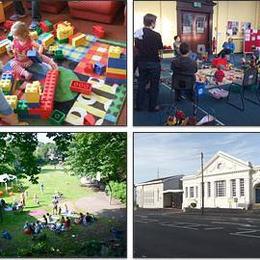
[3, 2, 127, 125]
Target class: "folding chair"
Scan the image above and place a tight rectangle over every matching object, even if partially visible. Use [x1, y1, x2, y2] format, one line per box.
[227, 67, 258, 111]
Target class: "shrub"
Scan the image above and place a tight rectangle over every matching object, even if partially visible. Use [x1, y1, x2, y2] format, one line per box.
[105, 181, 126, 204]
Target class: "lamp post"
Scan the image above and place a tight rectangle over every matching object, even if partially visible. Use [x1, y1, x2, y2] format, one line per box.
[201, 152, 204, 215]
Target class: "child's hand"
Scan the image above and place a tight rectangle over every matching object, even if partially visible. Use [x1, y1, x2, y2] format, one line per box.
[50, 60, 58, 70]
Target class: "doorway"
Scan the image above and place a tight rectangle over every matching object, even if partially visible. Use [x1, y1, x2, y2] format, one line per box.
[255, 188, 260, 203]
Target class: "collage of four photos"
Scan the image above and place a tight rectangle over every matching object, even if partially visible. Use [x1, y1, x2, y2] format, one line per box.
[0, 0, 260, 258]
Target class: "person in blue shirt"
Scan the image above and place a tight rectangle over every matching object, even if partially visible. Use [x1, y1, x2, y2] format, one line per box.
[218, 37, 235, 57]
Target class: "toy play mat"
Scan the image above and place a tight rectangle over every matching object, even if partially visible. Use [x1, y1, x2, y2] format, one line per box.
[0, 22, 126, 126]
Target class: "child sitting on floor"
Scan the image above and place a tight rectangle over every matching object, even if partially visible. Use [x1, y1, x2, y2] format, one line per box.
[10, 21, 57, 80]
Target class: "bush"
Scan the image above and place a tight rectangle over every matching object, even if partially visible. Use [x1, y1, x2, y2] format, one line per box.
[106, 181, 126, 204]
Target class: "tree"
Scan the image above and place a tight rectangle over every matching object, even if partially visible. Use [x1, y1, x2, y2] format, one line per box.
[0, 133, 41, 183]
[46, 133, 73, 161]
[65, 133, 127, 203]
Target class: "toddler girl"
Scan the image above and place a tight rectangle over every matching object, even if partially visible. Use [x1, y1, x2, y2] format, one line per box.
[10, 21, 57, 81]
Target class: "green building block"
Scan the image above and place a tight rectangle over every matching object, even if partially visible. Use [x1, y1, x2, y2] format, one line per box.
[35, 26, 42, 35]
[57, 38, 68, 44]
[54, 49, 64, 61]
[49, 109, 66, 125]
[45, 19, 53, 31]
[7, 33, 13, 41]
[17, 100, 28, 112]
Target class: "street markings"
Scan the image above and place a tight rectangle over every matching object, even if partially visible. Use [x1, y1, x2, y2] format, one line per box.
[230, 229, 260, 239]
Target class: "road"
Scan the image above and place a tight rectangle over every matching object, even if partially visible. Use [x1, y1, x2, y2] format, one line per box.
[134, 209, 260, 258]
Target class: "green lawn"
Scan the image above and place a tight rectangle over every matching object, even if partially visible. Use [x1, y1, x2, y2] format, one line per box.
[0, 165, 126, 257]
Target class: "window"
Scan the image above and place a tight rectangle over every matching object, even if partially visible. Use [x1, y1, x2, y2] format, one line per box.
[185, 187, 188, 198]
[231, 179, 236, 197]
[207, 182, 211, 197]
[190, 187, 194, 198]
[182, 13, 193, 34]
[240, 179, 245, 197]
[195, 186, 198, 197]
[215, 180, 226, 197]
[196, 16, 205, 34]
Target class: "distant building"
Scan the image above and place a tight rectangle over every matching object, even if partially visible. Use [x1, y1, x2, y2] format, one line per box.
[135, 175, 183, 208]
[182, 151, 260, 210]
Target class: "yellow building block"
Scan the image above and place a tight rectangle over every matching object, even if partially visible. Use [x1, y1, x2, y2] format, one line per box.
[106, 67, 126, 75]
[72, 34, 87, 47]
[108, 46, 122, 59]
[0, 79, 12, 92]
[25, 81, 41, 103]
[30, 31, 38, 40]
[42, 34, 55, 48]
[56, 22, 73, 40]
[0, 42, 8, 55]
[5, 95, 18, 110]
[48, 45, 58, 55]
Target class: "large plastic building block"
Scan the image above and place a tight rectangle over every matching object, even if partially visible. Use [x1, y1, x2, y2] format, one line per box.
[70, 33, 87, 47]
[49, 109, 66, 125]
[41, 33, 55, 48]
[92, 25, 105, 38]
[7, 32, 13, 41]
[108, 46, 122, 59]
[84, 114, 96, 126]
[5, 95, 18, 110]
[48, 45, 58, 55]
[0, 40, 9, 55]
[0, 79, 12, 93]
[106, 67, 126, 75]
[56, 21, 74, 40]
[107, 57, 127, 69]
[34, 26, 43, 35]
[70, 80, 92, 95]
[1, 72, 14, 82]
[54, 49, 64, 60]
[40, 20, 53, 33]
[84, 63, 94, 74]
[27, 50, 43, 63]
[25, 81, 41, 103]
[3, 20, 14, 31]
[94, 62, 106, 75]
[29, 31, 38, 40]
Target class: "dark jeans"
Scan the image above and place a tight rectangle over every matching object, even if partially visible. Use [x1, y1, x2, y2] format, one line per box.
[218, 48, 232, 58]
[136, 61, 161, 110]
[13, 0, 41, 21]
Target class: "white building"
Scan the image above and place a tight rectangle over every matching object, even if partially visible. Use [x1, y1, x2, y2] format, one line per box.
[136, 175, 183, 208]
[182, 151, 260, 210]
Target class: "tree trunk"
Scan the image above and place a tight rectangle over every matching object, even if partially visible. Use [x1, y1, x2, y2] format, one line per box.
[107, 183, 113, 205]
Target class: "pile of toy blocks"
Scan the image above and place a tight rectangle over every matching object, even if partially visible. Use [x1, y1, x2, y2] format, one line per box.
[105, 46, 126, 85]
[56, 21, 74, 44]
[0, 71, 14, 94]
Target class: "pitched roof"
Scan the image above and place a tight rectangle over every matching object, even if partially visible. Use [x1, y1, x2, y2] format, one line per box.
[138, 175, 184, 185]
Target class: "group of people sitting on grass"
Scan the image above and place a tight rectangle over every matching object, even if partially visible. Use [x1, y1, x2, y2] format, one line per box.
[74, 212, 96, 226]
[134, 13, 260, 113]
[0, 198, 23, 211]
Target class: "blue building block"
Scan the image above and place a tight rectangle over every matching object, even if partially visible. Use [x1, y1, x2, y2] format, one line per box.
[107, 57, 126, 69]
[27, 50, 42, 63]
[105, 77, 126, 85]
[94, 62, 106, 75]
[1, 72, 14, 82]
[27, 103, 40, 108]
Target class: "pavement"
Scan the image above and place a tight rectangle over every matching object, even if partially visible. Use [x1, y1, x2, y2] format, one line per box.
[134, 208, 260, 258]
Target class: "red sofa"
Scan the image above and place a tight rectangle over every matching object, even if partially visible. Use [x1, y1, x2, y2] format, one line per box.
[26, 1, 68, 14]
[68, 1, 125, 24]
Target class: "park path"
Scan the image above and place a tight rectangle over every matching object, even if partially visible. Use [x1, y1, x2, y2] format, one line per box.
[63, 191, 126, 220]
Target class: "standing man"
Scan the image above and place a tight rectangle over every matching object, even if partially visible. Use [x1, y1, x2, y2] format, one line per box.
[134, 13, 163, 112]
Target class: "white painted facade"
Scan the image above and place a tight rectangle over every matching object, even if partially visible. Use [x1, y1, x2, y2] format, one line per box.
[182, 151, 260, 210]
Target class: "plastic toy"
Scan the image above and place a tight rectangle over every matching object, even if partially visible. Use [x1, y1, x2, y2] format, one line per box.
[40, 20, 53, 32]
[214, 67, 225, 83]
[0, 79, 12, 93]
[3, 20, 14, 31]
[70, 80, 92, 95]
[49, 109, 66, 125]
[56, 21, 73, 40]
[7, 32, 13, 41]
[34, 26, 42, 35]
[5, 95, 18, 110]
[0, 40, 9, 55]
[94, 62, 106, 75]
[84, 114, 96, 125]
[29, 31, 38, 40]
[92, 25, 105, 38]
[41, 33, 55, 48]
[48, 45, 58, 55]
[84, 63, 94, 74]
[54, 49, 64, 61]
[69, 33, 87, 47]
[27, 50, 42, 63]
[25, 81, 41, 103]
[108, 46, 122, 59]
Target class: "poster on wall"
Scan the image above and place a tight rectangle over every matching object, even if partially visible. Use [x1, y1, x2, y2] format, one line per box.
[241, 22, 251, 34]
[227, 21, 239, 36]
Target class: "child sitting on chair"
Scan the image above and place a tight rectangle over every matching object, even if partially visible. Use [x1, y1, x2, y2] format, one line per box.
[10, 21, 57, 81]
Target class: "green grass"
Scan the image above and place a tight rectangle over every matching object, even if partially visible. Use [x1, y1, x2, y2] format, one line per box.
[0, 165, 126, 257]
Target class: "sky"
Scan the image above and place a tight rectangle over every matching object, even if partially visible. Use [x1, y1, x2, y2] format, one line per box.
[134, 133, 260, 184]
[37, 133, 54, 143]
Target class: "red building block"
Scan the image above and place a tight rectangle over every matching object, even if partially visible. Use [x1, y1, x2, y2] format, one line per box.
[84, 114, 96, 126]
[3, 20, 14, 31]
[70, 80, 92, 95]
[84, 64, 94, 74]
[39, 21, 49, 33]
[92, 25, 105, 38]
